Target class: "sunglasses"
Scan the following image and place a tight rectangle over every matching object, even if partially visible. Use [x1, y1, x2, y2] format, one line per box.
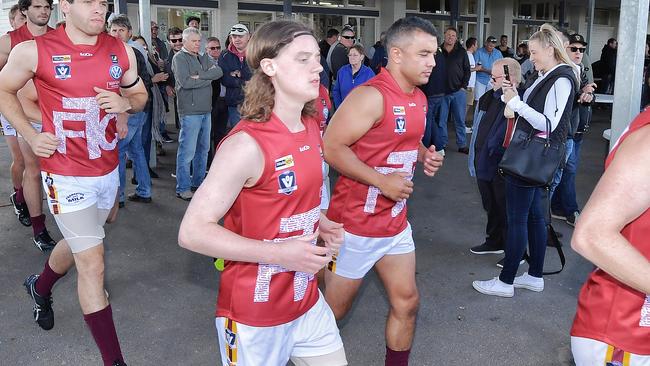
[568, 46, 586, 53]
[208, 46, 221, 50]
[341, 35, 355, 40]
[231, 27, 247, 33]
[169, 38, 182, 43]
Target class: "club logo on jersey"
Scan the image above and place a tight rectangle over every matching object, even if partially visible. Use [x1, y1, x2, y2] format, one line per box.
[109, 64, 123, 80]
[274, 155, 294, 171]
[45, 176, 54, 187]
[110, 54, 118, 63]
[224, 328, 237, 347]
[54, 64, 71, 80]
[52, 55, 71, 63]
[394, 116, 406, 134]
[277, 171, 298, 195]
[393, 106, 406, 116]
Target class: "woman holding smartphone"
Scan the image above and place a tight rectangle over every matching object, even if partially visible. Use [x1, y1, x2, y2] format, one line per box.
[473, 24, 578, 297]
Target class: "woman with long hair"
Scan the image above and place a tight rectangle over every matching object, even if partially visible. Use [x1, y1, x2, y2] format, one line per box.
[178, 21, 347, 366]
[473, 23, 578, 297]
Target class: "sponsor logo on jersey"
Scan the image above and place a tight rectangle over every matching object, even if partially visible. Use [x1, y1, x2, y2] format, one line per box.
[52, 55, 71, 63]
[274, 155, 294, 171]
[106, 80, 121, 90]
[54, 64, 71, 80]
[109, 64, 123, 80]
[79, 52, 93, 57]
[299, 145, 310, 152]
[394, 116, 407, 134]
[110, 54, 118, 63]
[393, 106, 406, 115]
[65, 192, 85, 203]
[278, 171, 298, 195]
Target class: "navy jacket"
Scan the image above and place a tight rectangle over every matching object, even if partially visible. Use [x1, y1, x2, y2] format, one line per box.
[474, 89, 507, 181]
[218, 49, 252, 107]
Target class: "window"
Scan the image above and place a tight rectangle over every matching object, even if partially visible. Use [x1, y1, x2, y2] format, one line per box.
[519, 3, 532, 18]
[594, 9, 610, 25]
[406, 0, 419, 11]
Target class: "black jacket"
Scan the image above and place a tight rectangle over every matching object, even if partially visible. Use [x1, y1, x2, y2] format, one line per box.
[474, 89, 507, 181]
[441, 42, 470, 93]
[419, 52, 446, 97]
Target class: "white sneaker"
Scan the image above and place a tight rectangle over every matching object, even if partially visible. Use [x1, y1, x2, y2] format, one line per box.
[472, 277, 514, 297]
[513, 272, 544, 292]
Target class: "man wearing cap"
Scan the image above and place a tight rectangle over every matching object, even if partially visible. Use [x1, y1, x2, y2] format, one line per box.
[328, 25, 356, 79]
[551, 33, 596, 227]
[218, 23, 251, 128]
[473, 36, 502, 124]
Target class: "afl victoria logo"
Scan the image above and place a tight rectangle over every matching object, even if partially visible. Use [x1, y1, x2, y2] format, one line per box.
[109, 64, 123, 80]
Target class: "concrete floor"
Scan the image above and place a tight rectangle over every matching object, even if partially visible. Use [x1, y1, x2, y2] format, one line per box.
[0, 108, 611, 365]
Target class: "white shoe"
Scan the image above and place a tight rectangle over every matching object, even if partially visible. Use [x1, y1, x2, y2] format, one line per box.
[472, 277, 514, 297]
[513, 272, 544, 292]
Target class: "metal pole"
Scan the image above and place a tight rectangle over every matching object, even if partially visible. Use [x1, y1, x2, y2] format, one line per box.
[450, 0, 460, 29]
[138, 0, 154, 167]
[283, 0, 292, 19]
[610, 0, 649, 150]
[114, 0, 127, 15]
[586, 0, 595, 55]
[559, 0, 566, 28]
[477, 0, 485, 45]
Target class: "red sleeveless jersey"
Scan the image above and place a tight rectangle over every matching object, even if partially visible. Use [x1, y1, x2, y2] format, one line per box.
[327, 68, 427, 237]
[216, 113, 323, 327]
[34, 27, 130, 176]
[571, 109, 650, 354]
[8, 23, 53, 48]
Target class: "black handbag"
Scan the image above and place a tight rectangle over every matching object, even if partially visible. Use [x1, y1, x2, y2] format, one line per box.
[498, 116, 566, 187]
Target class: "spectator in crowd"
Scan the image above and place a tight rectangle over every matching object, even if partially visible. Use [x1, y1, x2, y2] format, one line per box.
[474, 36, 503, 122]
[332, 44, 374, 108]
[219, 23, 252, 128]
[186, 16, 200, 29]
[516, 42, 529, 64]
[172, 27, 222, 201]
[438, 27, 470, 154]
[473, 24, 577, 297]
[370, 31, 387, 74]
[498, 34, 514, 58]
[599, 38, 617, 94]
[570, 108, 650, 366]
[466, 37, 478, 126]
[328, 25, 355, 79]
[205, 36, 228, 163]
[150, 21, 168, 62]
[551, 33, 595, 227]
[8, 3, 26, 29]
[319, 28, 339, 58]
[166, 27, 183, 130]
[468, 58, 521, 261]
[420, 51, 446, 152]
[109, 15, 154, 205]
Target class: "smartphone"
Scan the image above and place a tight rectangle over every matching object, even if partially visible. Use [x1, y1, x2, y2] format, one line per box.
[503, 65, 510, 82]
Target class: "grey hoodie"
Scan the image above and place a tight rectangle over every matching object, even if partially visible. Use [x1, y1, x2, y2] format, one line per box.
[172, 47, 223, 116]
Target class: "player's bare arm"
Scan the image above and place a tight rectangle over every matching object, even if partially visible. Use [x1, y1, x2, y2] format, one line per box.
[179, 132, 332, 275]
[0, 34, 11, 69]
[94, 44, 147, 114]
[571, 125, 650, 294]
[17, 80, 42, 122]
[0, 41, 57, 157]
[323, 85, 414, 202]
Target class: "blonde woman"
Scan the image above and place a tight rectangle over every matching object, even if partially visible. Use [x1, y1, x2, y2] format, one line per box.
[473, 24, 578, 297]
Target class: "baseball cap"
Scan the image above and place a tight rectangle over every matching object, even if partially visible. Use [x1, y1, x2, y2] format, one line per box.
[230, 24, 249, 36]
[486, 36, 497, 43]
[568, 33, 587, 46]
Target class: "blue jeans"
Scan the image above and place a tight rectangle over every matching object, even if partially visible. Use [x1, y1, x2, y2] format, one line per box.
[118, 111, 152, 200]
[423, 95, 444, 149]
[176, 113, 211, 194]
[227, 106, 240, 128]
[499, 176, 547, 284]
[552, 135, 583, 215]
[438, 89, 468, 149]
[549, 138, 574, 198]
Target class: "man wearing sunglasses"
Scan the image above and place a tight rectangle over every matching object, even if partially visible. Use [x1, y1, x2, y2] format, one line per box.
[551, 33, 596, 228]
[218, 23, 251, 128]
[165, 27, 183, 129]
[328, 25, 356, 80]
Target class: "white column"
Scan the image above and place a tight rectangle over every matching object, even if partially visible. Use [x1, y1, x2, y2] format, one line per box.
[610, 0, 649, 150]
[379, 0, 405, 32]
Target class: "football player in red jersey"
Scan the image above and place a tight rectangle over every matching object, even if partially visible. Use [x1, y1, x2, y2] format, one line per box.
[570, 110, 650, 365]
[0, 0, 147, 364]
[323, 17, 443, 366]
[179, 21, 347, 366]
[0, 0, 57, 250]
